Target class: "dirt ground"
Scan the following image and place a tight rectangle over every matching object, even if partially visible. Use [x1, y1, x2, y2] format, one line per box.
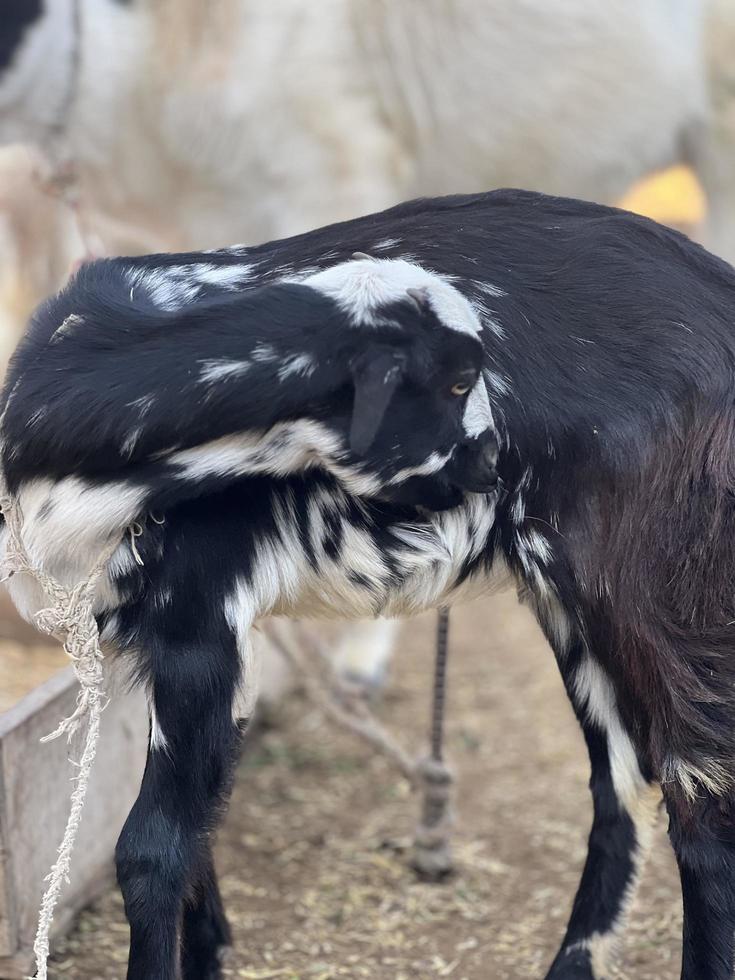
[48, 592, 683, 979]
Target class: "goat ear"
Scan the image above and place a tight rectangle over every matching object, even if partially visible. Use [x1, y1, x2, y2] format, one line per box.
[349, 350, 405, 455]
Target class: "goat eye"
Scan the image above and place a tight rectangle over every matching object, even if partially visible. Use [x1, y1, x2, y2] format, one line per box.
[451, 381, 472, 396]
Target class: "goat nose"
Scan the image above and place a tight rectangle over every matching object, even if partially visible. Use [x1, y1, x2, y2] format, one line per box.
[474, 470, 498, 492]
[473, 437, 498, 472]
[481, 440, 498, 466]
[477, 441, 499, 484]
[463, 454, 498, 493]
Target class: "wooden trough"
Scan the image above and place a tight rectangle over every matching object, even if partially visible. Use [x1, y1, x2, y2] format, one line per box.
[0, 598, 147, 979]
[0, 597, 427, 978]
[0, 605, 318, 977]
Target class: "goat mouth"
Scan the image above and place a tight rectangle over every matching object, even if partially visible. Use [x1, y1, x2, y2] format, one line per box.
[457, 475, 499, 494]
[372, 476, 466, 513]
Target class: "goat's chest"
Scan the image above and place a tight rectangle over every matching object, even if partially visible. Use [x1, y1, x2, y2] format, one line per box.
[1, 483, 511, 633]
[261, 491, 511, 621]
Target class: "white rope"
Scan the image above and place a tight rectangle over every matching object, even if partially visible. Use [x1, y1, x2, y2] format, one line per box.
[0, 480, 120, 980]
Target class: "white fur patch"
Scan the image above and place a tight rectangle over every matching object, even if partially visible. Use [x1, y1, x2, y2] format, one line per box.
[277, 265, 321, 284]
[3, 477, 146, 622]
[380, 493, 507, 615]
[534, 591, 573, 655]
[304, 258, 482, 336]
[661, 755, 731, 800]
[387, 450, 453, 485]
[126, 267, 200, 311]
[187, 262, 254, 288]
[515, 525, 552, 597]
[198, 359, 251, 383]
[473, 280, 507, 299]
[169, 421, 381, 497]
[372, 238, 401, 251]
[121, 427, 142, 459]
[251, 343, 277, 363]
[126, 262, 253, 311]
[462, 375, 494, 439]
[470, 298, 505, 339]
[128, 394, 156, 415]
[525, 528, 552, 564]
[224, 590, 261, 719]
[149, 702, 169, 753]
[573, 655, 649, 814]
[277, 353, 316, 381]
[484, 369, 511, 396]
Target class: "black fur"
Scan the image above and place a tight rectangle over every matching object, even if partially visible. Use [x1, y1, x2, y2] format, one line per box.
[0, 0, 42, 75]
[3, 273, 490, 508]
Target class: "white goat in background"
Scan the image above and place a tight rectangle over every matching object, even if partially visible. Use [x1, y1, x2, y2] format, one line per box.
[2, 0, 733, 259]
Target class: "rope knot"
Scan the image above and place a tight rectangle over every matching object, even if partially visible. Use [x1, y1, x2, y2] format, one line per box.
[34, 581, 98, 641]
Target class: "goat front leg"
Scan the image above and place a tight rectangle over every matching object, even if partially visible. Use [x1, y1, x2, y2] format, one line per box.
[115, 624, 243, 980]
[545, 642, 660, 980]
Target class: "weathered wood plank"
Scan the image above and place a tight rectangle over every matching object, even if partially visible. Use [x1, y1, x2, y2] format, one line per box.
[0, 948, 33, 979]
[0, 667, 147, 976]
[0, 742, 17, 958]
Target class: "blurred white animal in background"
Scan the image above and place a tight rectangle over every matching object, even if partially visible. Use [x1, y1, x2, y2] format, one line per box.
[2, 0, 733, 275]
[0, 145, 84, 368]
[2, 0, 735, 695]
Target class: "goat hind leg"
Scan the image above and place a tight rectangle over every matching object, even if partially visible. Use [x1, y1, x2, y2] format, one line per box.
[545, 644, 660, 980]
[665, 783, 735, 980]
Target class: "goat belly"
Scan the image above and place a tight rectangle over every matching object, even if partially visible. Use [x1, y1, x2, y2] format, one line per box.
[152, 483, 508, 626]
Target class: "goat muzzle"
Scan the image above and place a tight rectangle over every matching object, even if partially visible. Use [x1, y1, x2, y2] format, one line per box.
[445, 434, 499, 494]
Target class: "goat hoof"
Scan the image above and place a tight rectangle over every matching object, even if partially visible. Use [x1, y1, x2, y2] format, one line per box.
[182, 943, 232, 980]
[545, 946, 597, 979]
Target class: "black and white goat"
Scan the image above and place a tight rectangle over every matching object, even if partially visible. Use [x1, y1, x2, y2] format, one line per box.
[4, 188, 735, 979]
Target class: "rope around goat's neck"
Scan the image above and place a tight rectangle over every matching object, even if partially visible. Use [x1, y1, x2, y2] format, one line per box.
[0, 480, 120, 980]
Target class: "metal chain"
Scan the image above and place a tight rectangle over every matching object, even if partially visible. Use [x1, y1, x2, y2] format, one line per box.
[275, 609, 456, 880]
[431, 608, 450, 762]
